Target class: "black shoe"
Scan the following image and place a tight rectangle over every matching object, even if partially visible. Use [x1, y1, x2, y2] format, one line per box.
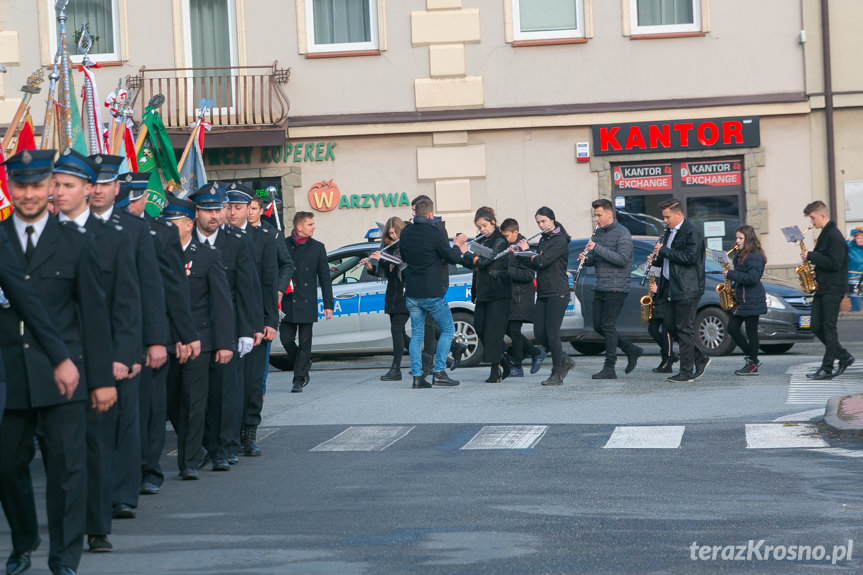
[212, 459, 230, 471]
[52, 568, 76, 575]
[561, 356, 575, 379]
[835, 355, 855, 377]
[485, 366, 501, 383]
[433, 371, 460, 386]
[112, 503, 136, 519]
[450, 342, 468, 371]
[380, 365, 402, 381]
[693, 356, 711, 380]
[652, 358, 674, 373]
[87, 535, 113, 553]
[302, 375, 310, 388]
[530, 349, 547, 374]
[412, 376, 432, 389]
[227, 453, 239, 465]
[541, 372, 564, 386]
[734, 357, 759, 376]
[140, 482, 160, 495]
[243, 426, 262, 457]
[806, 368, 834, 380]
[592, 366, 617, 379]
[501, 354, 513, 380]
[624, 346, 643, 374]
[291, 382, 303, 393]
[6, 537, 39, 575]
[670, 352, 680, 364]
[181, 468, 199, 480]
[197, 452, 211, 470]
[667, 372, 694, 383]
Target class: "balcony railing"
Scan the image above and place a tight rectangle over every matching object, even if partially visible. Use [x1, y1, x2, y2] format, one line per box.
[127, 62, 291, 131]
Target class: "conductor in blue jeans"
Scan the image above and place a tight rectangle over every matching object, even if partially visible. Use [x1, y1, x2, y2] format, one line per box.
[399, 198, 468, 388]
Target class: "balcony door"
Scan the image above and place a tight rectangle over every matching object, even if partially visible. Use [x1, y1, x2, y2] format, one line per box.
[183, 0, 238, 118]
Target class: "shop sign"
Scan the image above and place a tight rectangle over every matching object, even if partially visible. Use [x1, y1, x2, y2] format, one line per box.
[593, 117, 759, 156]
[308, 179, 411, 213]
[613, 163, 673, 191]
[680, 159, 742, 187]
[204, 141, 337, 167]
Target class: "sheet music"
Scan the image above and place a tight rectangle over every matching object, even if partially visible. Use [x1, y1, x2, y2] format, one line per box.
[710, 249, 730, 265]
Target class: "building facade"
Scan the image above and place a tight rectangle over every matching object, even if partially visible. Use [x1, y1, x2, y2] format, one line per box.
[0, 0, 860, 278]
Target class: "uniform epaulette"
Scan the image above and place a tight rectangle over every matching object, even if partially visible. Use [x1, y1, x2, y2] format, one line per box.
[60, 220, 88, 234]
[207, 243, 216, 250]
[229, 229, 244, 239]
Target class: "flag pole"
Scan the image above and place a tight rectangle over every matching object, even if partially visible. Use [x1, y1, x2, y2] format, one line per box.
[40, 51, 61, 150]
[134, 94, 165, 156]
[176, 99, 213, 174]
[2, 69, 44, 155]
[77, 25, 101, 154]
[56, 0, 73, 148]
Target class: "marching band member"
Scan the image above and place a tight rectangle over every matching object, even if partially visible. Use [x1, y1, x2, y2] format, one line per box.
[724, 226, 767, 376]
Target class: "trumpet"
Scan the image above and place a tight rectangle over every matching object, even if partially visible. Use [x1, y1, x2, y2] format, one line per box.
[716, 245, 740, 311]
[573, 224, 600, 284]
[493, 229, 544, 260]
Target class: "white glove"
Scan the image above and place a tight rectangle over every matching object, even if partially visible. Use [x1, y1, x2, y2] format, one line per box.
[238, 337, 254, 358]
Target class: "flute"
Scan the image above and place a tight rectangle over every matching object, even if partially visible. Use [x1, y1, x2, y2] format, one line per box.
[493, 229, 544, 260]
[573, 224, 600, 284]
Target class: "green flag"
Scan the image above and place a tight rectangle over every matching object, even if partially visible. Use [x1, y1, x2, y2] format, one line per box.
[59, 70, 88, 154]
[138, 106, 181, 217]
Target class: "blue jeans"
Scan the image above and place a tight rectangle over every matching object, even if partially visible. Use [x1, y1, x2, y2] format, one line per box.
[407, 297, 455, 376]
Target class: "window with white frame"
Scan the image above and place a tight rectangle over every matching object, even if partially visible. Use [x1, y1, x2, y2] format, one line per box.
[49, 0, 121, 63]
[306, 0, 379, 54]
[512, 0, 584, 42]
[630, 0, 701, 35]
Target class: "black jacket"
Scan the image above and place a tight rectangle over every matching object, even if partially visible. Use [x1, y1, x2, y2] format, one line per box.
[257, 221, 295, 294]
[727, 250, 767, 317]
[656, 219, 705, 301]
[241, 224, 279, 330]
[507, 233, 536, 322]
[183, 237, 235, 352]
[400, 216, 462, 299]
[371, 246, 408, 315]
[211, 226, 261, 338]
[528, 227, 570, 298]
[147, 215, 198, 346]
[283, 234, 334, 324]
[807, 220, 848, 296]
[584, 221, 633, 293]
[0, 216, 114, 408]
[461, 229, 511, 303]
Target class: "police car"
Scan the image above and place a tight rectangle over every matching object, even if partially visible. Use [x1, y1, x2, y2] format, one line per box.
[269, 231, 584, 370]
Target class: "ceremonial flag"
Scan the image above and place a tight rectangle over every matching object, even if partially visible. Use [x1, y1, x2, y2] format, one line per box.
[14, 115, 36, 153]
[0, 147, 11, 221]
[138, 105, 181, 217]
[64, 72, 88, 154]
[178, 138, 207, 197]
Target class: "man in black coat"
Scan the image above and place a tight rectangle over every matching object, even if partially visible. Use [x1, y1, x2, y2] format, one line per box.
[54, 149, 142, 554]
[163, 196, 234, 479]
[0, 149, 116, 575]
[224, 185, 278, 456]
[803, 200, 854, 379]
[280, 211, 334, 393]
[652, 197, 709, 384]
[90, 158, 167, 520]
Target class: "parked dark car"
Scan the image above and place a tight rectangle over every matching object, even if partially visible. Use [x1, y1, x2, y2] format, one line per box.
[568, 237, 814, 356]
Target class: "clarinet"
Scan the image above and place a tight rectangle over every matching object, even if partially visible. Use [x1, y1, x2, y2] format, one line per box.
[640, 227, 671, 286]
[493, 229, 544, 260]
[573, 224, 600, 284]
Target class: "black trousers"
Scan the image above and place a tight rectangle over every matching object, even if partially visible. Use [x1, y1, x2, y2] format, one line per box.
[167, 352, 210, 472]
[113, 373, 141, 510]
[475, 298, 511, 363]
[205, 356, 238, 461]
[648, 317, 674, 359]
[812, 293, 851, 371]
[139, 362, 168, 487]
[728, 314, 760, 361]
[0, 402, 87, 572]
[86, 398, 118, 536]
[592, 291, 637, 365]
[389, 312, 409, 365]
[280, 322, 314, 384]
[243, 343, 267, 426]
[534, 294, 569, 371]
[507, 321, 540, 364]
[663, 297, 706, 377]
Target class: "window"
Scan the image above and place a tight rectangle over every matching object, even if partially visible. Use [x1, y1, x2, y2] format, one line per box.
[630, 0, 701, 35]
[306, 0, 379, 54]
[186, 0, 237, 105]
[512, 0, 584, 42]
[49, 0, 121, 63]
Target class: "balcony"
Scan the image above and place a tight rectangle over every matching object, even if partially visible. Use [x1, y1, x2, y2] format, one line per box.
[127, 62, 291, 148]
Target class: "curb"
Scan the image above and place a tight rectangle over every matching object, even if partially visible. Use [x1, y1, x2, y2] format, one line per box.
[823, 393, 863, 436]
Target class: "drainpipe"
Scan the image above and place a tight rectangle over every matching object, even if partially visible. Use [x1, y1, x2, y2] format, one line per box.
[821, 0, 837, 212]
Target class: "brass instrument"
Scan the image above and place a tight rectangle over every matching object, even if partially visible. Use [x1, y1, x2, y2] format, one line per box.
[716, 245, 740, 311]
[795, 224, 818, 295]
[639, 228, 671, 322]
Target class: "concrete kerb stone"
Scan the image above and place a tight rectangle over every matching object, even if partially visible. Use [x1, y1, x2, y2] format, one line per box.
[824, 393, 863, 436]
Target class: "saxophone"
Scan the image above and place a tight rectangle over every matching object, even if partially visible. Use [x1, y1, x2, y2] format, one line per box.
[795, 224, 818, 295]
[716, 245, 739, 311]
[639, 228, 671, 322]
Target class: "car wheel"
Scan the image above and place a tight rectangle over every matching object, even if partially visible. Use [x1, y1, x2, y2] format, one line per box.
[268, 355, 294, 371]
[570, 341, 605, 355]
[695, 307, 735, 356]
[760, 343, 794, 354]
[451, 312, 483, 368]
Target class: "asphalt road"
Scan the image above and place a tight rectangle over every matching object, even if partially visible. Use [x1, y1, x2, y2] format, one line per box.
[10, 317, 863, 574]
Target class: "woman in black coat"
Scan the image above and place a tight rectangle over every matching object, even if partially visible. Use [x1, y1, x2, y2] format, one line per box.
[518, 206, 574, 386]
[462, 207, 513, 382]
[724, 225, 768, 376]
[364, 217, 409, 381]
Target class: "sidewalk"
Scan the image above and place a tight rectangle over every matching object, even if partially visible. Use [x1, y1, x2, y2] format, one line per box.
[825, 393, 863, 435]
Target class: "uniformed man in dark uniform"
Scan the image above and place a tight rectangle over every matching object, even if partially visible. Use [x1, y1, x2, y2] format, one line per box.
[0, 149, 116, 575]
[192, 185, 259, 470]
[54, 149, 142, 553]
[224, 185, 278, 456]
[162, 196, 234, 480]
[89, 157, 167, 520]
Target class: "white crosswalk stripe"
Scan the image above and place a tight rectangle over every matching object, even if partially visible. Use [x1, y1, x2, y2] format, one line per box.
[745, 423, 829, 449]
[809, 447, 863, 459]
[786, 362, 863, 405]
[603, 426, 685, 449]
[310, 425, 415, 452]
[460, 425, 548, 450]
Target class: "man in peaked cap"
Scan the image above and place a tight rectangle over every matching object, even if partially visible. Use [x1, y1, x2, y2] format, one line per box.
[162, 195, 234, 480]
[0, 149, 115, 575]
[54, 148, 142, 553]
[190, 183, 261, 470]
[224, 183, 278, 457]
[89, 157, 167, 521]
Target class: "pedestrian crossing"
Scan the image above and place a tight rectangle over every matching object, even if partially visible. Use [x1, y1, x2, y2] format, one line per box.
[786, 362, 863, 405]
